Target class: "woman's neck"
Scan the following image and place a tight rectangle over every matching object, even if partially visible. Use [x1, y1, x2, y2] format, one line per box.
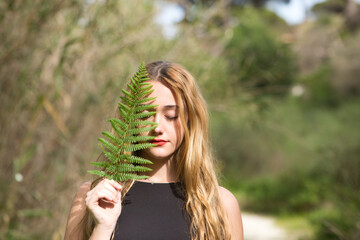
[141, 156, 177, 183]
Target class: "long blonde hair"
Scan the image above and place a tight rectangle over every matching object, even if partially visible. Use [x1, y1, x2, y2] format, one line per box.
[81, 61, 230, 240]
[146, 61, 230, 239]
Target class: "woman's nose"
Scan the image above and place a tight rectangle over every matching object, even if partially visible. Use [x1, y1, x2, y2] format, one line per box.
[153, 114, 164, 134]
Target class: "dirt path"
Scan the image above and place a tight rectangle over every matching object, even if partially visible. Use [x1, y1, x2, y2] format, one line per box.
[242, 212, 292, 240]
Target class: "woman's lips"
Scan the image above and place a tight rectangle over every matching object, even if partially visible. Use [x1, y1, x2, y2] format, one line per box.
[151, 139, 167, 146]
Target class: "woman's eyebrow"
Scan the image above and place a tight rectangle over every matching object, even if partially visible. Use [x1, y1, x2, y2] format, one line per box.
[139, 104, 178, 111]
[163, 105, 179, 110]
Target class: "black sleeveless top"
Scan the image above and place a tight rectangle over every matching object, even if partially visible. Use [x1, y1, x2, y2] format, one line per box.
[113, 181, 191, 240]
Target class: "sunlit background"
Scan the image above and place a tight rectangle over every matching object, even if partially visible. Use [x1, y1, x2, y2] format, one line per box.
[1, 0, 359, 239]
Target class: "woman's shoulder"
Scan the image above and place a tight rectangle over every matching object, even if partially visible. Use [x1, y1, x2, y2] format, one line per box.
[218, 186, 243, 223]
[218, 186, 239, 208]
[218, 186, 244, 239]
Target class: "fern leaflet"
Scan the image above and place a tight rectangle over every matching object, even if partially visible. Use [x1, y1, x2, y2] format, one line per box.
[89, 62, 157, 182]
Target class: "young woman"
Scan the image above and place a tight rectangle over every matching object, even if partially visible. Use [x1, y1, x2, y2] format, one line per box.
[64, 61, 243, 240]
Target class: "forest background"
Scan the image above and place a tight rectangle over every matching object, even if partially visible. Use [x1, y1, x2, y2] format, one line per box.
[1, 0, 359, 239]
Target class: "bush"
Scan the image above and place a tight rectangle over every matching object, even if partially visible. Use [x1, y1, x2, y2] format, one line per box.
[240, 170, 329, 214]
[311, 187, 360, 240]
[225, 7, 296, 97]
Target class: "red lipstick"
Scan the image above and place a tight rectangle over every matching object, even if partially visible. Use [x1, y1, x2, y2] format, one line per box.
[151, 139, 167, 146]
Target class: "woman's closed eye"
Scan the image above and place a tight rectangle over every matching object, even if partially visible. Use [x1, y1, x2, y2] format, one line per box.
[165, 115, 178, 120]
[163, 105, 179, 120]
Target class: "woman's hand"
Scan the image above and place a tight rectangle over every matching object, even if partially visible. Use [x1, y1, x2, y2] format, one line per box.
[85, 179, 123, 232]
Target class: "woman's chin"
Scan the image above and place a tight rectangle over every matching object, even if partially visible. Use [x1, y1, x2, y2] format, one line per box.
[141, 149, 174, 162]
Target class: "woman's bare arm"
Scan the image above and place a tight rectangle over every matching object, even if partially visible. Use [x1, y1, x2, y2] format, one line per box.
[219, 186, 244, 240]
[64, 181, 91, 240]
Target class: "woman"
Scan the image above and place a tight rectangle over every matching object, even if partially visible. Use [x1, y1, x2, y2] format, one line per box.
[64, 61, 243, 240]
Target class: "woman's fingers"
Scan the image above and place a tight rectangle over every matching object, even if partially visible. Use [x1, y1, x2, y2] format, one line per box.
[103, 181, 121, 194]
[84, 179, 123, 228]
[107, 179, 122, 191]
[102, 180, 122, 203]
[86, 179, 122, 206]
[99, 179, 122, 193]
[96, 188, 118, 203]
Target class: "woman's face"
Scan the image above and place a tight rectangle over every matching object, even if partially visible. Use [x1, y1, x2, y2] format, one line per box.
[139, 81, 185, 161]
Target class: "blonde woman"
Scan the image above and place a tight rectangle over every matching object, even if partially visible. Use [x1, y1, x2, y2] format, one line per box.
[64, 61, 243, 240]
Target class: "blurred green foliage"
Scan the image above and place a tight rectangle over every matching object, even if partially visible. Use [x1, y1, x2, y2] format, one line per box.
[209, 4, 360, 239]
[1, 0, 360, 239]
[301, 64, 338, 106]
[226, 7, 295, 97]
[218, 97, 360, 239]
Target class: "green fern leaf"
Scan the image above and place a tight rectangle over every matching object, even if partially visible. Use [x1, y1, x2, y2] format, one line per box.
[118, 102, 131, 113]
[127, 83, 137, 94]
[122, 89, 135, 101]
[109, 118, 127, 132]
[116, 163, 152, 173]
[128, 126, 157, 135]
[120, 96, 134, 108]
[122, 143, 156, 152]
[135, 89, 154, 99]
[137, 96, 157, 105]
[98, 138, 119, 155]
[88, 170, 106, 177]
[134, 104, 157, 113]
[133, 112, 156, 120]
[101, 131, 124, 146]
[130, 77, 138, 87]
[91, 162, 108, 168]
[102, 151, 116, 163]
[119, 108, 130, 122]
[124, 135, 155, 143]
[111, 173, 149, 182]
[118, 154, 153, 165]
[130, 120, 158, 127]
[89, 62, 158, 182]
